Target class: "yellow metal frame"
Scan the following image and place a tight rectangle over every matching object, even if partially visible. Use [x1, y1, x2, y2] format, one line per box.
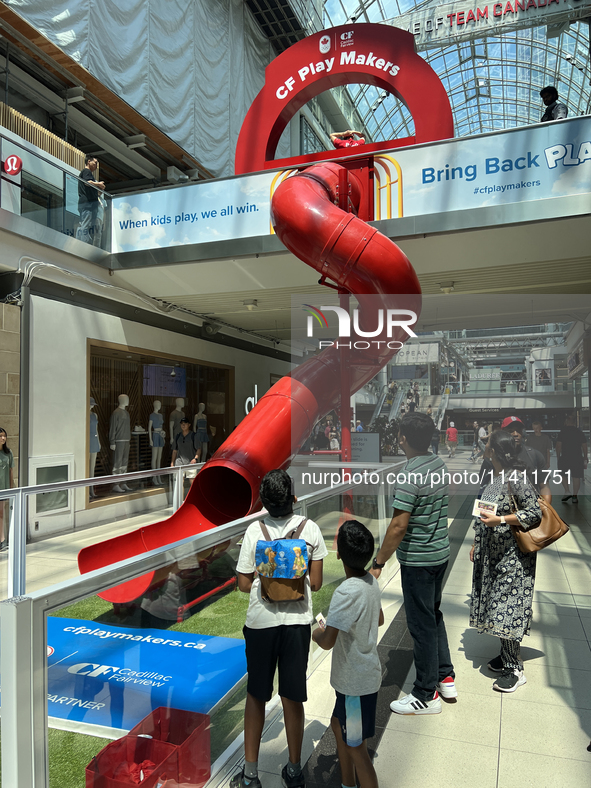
[374, 155, 403, 219]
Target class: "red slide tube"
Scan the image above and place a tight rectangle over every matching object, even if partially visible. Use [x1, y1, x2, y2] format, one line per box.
[78, 162, 421, 602]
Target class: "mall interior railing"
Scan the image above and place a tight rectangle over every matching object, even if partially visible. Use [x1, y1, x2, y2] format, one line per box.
[0, 459, 404, 788]
[0, 131, 112, 251]
[2, 462, 205, 599]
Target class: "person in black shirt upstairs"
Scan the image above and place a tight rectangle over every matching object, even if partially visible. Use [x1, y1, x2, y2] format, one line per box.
[76, 155, 105, 247]
[540, 86, 568, 123]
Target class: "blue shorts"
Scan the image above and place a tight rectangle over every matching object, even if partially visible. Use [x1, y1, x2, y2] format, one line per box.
[332, 691, 378, 748]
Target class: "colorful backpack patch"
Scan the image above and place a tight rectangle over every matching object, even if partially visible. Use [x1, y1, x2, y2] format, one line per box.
[255, 518, 309, 602]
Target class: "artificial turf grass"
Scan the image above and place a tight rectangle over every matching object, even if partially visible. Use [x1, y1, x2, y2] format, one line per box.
[48, 728, 108, 788]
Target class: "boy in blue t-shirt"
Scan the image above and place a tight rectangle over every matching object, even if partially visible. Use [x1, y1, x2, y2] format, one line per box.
[313, 520, 383, 788]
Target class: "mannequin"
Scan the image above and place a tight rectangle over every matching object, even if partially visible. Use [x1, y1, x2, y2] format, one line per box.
[169, 398, 185, 446]
[109, 394, 131, 493]
[193, 402, 208, 462]
[148, 400, 165, 481]
[89, 397, 101, 498]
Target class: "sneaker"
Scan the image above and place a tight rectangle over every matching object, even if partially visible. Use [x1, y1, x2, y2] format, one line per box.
[487, 655, 504, 673]
[390, 691, 442, 715]
[281, 764, 305, 788]
[493, 669, 527, 693]
[573, 496, 579, 504]
[230, 769, 262, 788]
[437, 676, 457, 699]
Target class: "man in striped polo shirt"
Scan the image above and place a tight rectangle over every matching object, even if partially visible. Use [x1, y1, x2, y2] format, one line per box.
[371, 412, 455, 715]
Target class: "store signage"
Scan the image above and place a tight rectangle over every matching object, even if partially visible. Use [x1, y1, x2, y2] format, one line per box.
[470, 370, 502, 380]
[392, 342, 439, 364]
[235, 23, 453, 173]
[2, 154, 23, 176]
[112, 117, 591, 254]
[389, 0, 591, 50]
[245, 385, 259, 415]
[567, 333, 591, 379]
[32, 617, 246, 732]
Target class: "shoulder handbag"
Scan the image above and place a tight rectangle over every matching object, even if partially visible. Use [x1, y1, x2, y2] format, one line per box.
[255, 518, 309, 602]
[507, 481, 569, 553]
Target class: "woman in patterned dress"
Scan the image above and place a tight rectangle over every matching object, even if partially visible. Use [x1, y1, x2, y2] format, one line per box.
[469, 430, 542, 693]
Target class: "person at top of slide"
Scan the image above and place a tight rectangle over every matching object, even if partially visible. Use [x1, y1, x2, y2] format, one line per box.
[330, 129, 366, 149]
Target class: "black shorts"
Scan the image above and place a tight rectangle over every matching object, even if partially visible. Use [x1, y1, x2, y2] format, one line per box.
[332, 691, 378, 748]
[243, 624, 311, 702]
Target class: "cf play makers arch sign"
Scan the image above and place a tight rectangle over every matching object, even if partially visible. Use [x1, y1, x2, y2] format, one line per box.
[235, 24, 453, 174]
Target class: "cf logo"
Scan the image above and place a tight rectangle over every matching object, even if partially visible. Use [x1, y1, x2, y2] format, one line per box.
[340, 31, 354, 41]
[3, 155, 23, 176]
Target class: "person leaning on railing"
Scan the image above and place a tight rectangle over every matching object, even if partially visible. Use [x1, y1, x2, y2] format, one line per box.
[76, 154, 106, 247]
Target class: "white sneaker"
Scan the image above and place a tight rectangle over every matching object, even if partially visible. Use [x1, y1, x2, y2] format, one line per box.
[437, 676, 458, 699]
[390, 692, 442, 715]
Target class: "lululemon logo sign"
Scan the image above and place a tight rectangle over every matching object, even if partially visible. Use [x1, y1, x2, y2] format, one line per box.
[319, 34, 331, 54]
[3, 155, 23, 176]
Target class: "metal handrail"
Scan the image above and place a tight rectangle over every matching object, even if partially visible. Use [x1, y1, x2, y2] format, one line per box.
[3, 462, 204, 598]
[370, 384, 389, 422]
[0, 462, 401, 787]
[388, 388, 405, 420]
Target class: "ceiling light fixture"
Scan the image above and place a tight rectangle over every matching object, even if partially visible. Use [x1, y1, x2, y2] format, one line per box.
[243, 299, 259, 311]
[439, 282, 455, 294]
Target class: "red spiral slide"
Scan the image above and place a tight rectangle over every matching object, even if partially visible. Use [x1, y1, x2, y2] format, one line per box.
[78, 162, 421, 602]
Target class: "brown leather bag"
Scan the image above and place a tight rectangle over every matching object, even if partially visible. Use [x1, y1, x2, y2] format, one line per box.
[508, 482, 569, 553]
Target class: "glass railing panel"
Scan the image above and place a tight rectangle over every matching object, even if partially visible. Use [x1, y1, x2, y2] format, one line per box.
[46, 529, 244, 787]
[0, 133, 112, 251]
[23, 471, 184, 595]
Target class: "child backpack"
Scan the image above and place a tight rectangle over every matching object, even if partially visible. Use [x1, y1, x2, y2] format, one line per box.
[255, 518, 309, 602]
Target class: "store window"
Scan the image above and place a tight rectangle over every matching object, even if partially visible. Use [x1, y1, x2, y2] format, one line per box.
[89, 343, 233, 497]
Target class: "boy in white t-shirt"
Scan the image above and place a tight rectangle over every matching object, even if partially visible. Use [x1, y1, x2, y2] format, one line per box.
[231, 470, 328, 788]
[313, 520, 384, 788]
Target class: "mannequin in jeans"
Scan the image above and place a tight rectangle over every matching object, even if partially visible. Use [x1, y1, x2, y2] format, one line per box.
[109, 394, 131, 493]
[89, 398, 101, 498]
[148, 400, 165, 482]
[193, 403, 209, 462]
[169, 398, 186, 446]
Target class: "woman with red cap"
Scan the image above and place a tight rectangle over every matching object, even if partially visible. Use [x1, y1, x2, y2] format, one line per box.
[469, 430, 542, 693]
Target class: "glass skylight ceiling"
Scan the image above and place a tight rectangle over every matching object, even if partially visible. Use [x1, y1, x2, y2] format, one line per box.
[322, 0, 590, 140]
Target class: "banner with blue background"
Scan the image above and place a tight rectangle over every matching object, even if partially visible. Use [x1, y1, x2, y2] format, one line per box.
[40, 618, 246, 734]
